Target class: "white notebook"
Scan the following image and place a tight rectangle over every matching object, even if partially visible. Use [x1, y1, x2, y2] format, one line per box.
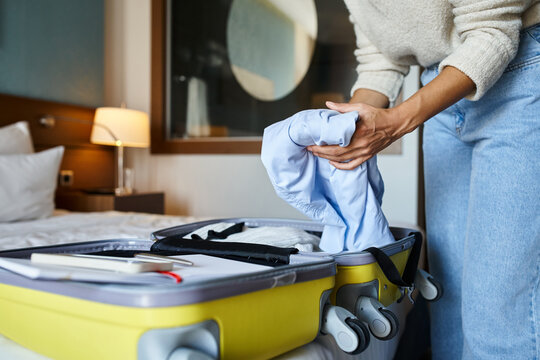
[0, 257, 176, 285]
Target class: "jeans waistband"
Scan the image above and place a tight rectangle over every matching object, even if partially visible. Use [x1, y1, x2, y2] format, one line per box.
[425, 63, 439, 72]
[522, 22, 540, 32]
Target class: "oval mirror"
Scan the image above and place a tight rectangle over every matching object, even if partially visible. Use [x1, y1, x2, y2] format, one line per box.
[227, 0, 317, 101]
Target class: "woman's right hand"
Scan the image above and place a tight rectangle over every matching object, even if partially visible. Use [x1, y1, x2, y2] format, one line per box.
[307, 101, 412, 170]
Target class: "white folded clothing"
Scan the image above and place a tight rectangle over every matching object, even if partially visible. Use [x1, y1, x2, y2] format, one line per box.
[182, 222, 321, 252]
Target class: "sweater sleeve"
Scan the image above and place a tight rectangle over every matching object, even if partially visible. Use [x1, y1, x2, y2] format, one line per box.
[349, 16, 410, 104]
[440, 0, 528, 100]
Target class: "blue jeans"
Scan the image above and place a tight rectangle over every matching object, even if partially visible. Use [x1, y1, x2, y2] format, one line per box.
[422, 24, 540, 360]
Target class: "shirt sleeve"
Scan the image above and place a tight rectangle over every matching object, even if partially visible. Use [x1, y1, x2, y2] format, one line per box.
[349, 16, 410, 104]
[439, 0, 527, 100]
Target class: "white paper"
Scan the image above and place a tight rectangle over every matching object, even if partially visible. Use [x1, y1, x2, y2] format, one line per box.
[168, 254, 272, 281]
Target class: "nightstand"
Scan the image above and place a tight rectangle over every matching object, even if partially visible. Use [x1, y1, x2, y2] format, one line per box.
[56, 192, 165, 214]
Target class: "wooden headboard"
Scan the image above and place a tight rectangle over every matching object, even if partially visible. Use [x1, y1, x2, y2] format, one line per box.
[0, 94, 114, 190]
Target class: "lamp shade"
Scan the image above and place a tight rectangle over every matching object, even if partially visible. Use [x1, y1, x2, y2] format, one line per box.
[91, 107, 150, 148]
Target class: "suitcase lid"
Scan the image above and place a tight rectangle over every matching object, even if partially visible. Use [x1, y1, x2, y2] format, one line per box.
[0, 239, 335, 308]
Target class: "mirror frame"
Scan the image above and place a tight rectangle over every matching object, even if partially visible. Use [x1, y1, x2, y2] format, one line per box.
[151, 0, 261, 154]
[151, 0, 369, 155]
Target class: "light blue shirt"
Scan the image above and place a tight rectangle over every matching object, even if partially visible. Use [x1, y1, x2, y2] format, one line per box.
[261, 109, 394, 253]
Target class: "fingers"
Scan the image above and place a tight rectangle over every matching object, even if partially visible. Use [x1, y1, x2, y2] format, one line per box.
[307, 128, 376, 154]
[313, 149, 366, 162]
[308, 132, 381, 161]
[329, 155, 372, 170]
[309, 143, 372, 162]
[308, 145, 369, 169]
[307, 144, 345, 157]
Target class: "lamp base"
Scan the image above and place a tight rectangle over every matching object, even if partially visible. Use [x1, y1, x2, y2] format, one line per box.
[115, 187, 133, 196]
[114, 145, 135, 196]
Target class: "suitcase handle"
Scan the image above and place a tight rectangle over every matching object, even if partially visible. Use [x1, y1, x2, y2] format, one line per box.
[364, 231, 423, 302]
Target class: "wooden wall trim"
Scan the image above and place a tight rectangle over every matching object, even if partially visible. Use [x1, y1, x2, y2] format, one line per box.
[151, 0, 166, 154]
[0, 93, 115, 190]
[0, 94, 96, 148]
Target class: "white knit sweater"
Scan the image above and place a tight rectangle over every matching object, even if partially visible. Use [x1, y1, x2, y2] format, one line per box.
[343, 0, 540, 101]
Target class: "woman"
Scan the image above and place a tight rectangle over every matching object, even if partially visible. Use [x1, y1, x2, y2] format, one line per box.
[307, 1, 540, 359]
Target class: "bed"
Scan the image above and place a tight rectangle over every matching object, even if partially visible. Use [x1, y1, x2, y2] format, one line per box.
[0, 210, 199, 252]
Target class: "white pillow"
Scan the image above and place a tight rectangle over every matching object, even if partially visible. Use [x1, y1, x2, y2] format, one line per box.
[0, 121, 34, 154]
[0, 146, 64, 222]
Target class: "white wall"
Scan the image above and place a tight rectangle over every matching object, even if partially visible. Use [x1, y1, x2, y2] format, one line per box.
[379, 66, 420, 225]
[105, 0, 420, 225]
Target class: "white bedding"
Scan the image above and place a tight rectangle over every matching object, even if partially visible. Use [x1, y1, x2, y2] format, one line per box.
[0, 210, 200, 251]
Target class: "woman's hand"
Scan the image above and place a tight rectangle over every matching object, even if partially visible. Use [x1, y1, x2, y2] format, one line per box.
[308, 67, 476, 170]
[307, 101, 413, 170]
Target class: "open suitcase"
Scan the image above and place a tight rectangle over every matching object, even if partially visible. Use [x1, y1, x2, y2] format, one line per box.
[152, 218, 442, 354]
[0, 218, 441, 359]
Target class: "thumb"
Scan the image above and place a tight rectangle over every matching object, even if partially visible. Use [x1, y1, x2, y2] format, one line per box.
[326, 101, 371, 117]
[326, 101, 356, 113]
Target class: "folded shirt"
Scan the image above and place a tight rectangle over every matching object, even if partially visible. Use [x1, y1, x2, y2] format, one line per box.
[261, 109, 394, 253]
[182, 222, 322, 252]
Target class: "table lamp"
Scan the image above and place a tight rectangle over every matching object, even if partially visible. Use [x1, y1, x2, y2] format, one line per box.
[90, 107, 150, 195]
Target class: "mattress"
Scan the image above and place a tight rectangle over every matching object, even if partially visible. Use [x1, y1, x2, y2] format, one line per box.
[0, 210, 200, 251]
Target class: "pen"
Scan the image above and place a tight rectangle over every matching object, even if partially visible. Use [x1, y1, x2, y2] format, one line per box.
[135, 253, 194, 266]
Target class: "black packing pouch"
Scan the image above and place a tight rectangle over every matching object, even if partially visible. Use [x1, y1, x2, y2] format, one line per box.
[150, 237, 298, 265]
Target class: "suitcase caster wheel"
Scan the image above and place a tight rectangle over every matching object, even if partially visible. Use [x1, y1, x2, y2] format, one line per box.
[344, 318, 370, 354]
[355, 297, 399, 340]
[168, 348, 214, 360]
[321, 305, 368, 354]
[415, 269, 444, 302]
[374, 309, 399, 341]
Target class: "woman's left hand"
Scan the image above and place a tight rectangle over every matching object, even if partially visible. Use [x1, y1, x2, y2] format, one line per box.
[307, 101, 411, 170]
